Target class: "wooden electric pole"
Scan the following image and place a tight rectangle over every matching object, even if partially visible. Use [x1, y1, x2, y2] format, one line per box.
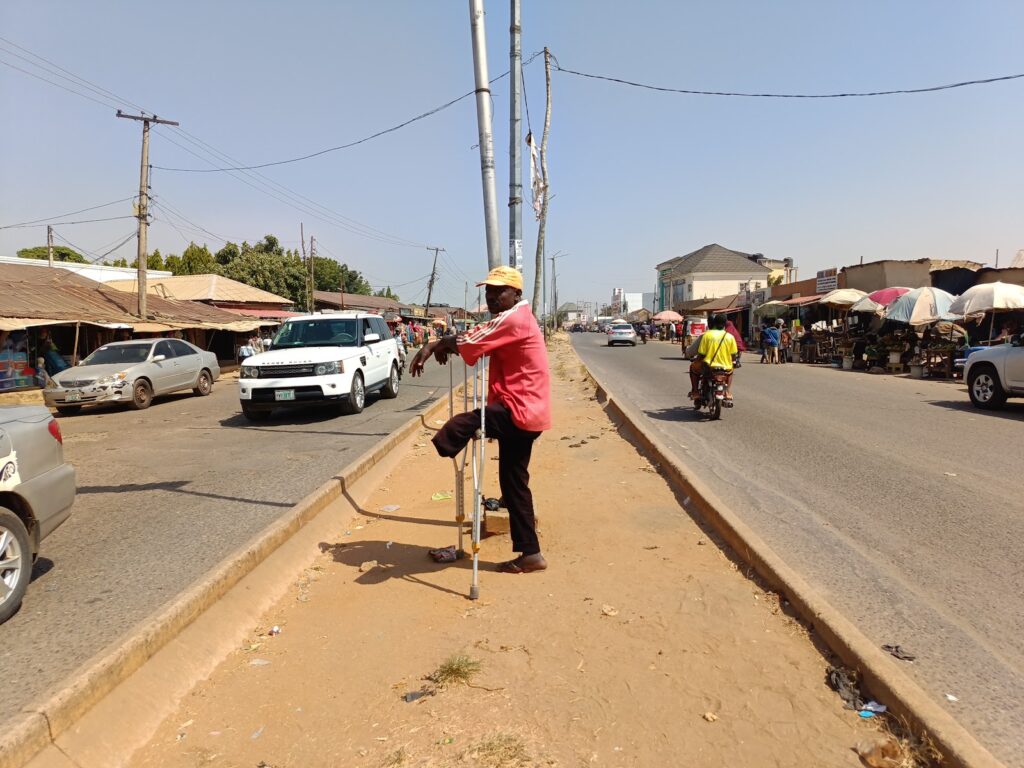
[117, 110, 179, 319]
[425, 246, 444, 316]
[47, 225, 54, 267]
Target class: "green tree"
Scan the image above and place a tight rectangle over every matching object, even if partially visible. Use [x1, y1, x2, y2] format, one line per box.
[224, 251, 305, 305]
[17, 245, 87, 263]
[107, 257, 129, 268]
[374, 286, 399, 301]
[215, 242, 240, 266]
[130, 250, 165, 270]
[251, 234, 284, 256]
[164, 253, 182, 274]
[768, 274, 784, 287]
[179, 242, 217, 275]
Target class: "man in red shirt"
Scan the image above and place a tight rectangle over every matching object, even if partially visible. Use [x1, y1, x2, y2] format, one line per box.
[410, 266, 551, 574]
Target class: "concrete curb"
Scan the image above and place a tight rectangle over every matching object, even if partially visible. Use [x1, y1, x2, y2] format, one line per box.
[0, 391, 455, 768]
[577, 357, 1004, 768]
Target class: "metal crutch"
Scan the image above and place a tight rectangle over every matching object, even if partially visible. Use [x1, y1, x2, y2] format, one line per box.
[449, 361, 469, 556]
[468, 355, 488, 599]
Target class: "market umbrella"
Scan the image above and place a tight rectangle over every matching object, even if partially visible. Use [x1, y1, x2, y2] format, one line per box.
[882, 286, 957, 326]
[652, 310, 683, 324]
[817, 288, 868, 308]
[754, 300, 789, 318]
[948, 281, 1024, 339]
[867, 287, 912, 306]
[848, 296, 883, 314]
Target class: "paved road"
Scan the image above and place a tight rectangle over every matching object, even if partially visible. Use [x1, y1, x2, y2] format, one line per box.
[571, 334, 1024, 766]
[0, 364, 452, 726]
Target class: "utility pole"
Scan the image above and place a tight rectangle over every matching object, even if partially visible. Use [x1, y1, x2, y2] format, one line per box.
[300, 223, 310, 312]
[508, 0, 523, 271]
[425, 246, 444, 316]
[468, 0, 502, 270]
[549, 251, 565, 334]
[530, 47, 553, 318]
[47, 225, 54, 267]
[117, 110, 179, 319]
[995, 248, 1000, 268]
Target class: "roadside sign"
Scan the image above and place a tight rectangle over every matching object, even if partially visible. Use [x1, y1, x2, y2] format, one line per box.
[816, 268, 838, 294]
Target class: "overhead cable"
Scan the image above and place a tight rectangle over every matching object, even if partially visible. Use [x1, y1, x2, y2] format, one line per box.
[553, 61, 1024, 98]
[0, 215, 136, 230]
[0, 197, 135, 229]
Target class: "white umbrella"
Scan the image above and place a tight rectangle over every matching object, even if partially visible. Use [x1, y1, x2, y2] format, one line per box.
[883, 287, 957, 326]
[754, 300, 789, 318]
[948, 281, 1024, 316]
[848, 296, 883, 314]
[817, 288, 868, 308]
[948, 281, 1024, 339]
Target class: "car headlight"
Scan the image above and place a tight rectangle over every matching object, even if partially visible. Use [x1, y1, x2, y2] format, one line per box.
[241, 366, 260, 379]
[95, 372, 127, 386]
[315, 361, 341, 376]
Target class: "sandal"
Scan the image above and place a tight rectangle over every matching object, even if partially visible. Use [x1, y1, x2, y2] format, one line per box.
[496, 555, 548, 574]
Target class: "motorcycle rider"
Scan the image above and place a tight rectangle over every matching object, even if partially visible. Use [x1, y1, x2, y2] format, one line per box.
[687, 314, 739, 403]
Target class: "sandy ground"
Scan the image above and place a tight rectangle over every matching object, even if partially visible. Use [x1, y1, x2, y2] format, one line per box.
[130, 337, 877, 768]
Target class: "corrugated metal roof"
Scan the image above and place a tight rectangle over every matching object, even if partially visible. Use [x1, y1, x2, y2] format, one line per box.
[665, 244, 772, 276]
[0, 262, 263, 331]
[105, 274, 291, 304]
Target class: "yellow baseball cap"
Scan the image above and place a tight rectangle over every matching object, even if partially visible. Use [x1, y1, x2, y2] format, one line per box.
[476, 265, 523, 290]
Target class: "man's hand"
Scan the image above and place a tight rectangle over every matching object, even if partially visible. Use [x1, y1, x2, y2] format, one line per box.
[409, 337, 458, 377]
[409, 342, 434, 377]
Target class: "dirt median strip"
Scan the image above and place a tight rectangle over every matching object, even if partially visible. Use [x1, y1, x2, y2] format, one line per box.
[0, 389, 454, 768]
[579, 349, 1004, 768]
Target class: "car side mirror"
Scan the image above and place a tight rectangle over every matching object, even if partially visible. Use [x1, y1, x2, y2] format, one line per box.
[1012, 334, 1022, 347]
[152, 354, 166, 362]
[363, 333, 380, 343]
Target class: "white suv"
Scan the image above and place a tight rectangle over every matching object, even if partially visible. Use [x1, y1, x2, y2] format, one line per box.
[238, 312, 402, 421]
[965, 337, 1024, 410]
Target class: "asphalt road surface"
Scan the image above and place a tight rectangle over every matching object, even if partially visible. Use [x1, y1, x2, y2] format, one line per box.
[0, 363, 452, 727]
[571, 333, 1024, 767]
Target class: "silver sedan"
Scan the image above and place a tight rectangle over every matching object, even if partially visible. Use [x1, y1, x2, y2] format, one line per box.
[43, 338, 221, 414]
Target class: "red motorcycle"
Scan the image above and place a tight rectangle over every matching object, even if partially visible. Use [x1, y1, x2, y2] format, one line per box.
[693, 367, 731, 420]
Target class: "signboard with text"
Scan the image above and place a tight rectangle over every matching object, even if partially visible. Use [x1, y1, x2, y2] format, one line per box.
[816, 268, 838, 294]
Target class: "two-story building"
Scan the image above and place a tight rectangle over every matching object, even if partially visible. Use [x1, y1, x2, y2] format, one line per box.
[655, 244, 772, 312]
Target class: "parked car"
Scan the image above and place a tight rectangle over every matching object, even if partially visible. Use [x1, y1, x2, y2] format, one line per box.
[0, 406, 75, 623]
[238, 312, 402, 421]
[607, 322, 638, 347]
[43, 339, 220, 414]
[965, 337, 1024, 409]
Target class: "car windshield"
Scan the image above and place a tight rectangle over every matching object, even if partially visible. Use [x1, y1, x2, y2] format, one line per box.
[81, 343, 153, 366]
[272, 319, 359, 348]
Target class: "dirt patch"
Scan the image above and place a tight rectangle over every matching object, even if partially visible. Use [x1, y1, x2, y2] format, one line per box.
[131, 335, 883, 767]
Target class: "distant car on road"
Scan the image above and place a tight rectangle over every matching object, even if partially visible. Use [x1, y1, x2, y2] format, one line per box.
[43, 339, 220, 414]
[965, 338, 1024, 409]
[0, 405, 75, 623]
[238, 312, 402, 420]
[607, 322, 637, 347]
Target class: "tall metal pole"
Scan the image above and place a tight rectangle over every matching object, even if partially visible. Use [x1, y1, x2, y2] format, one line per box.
[117, 110, 179, 320]
[47, 225, 54, 267]
[508, 0, 523, 272]
[468, 0, 502, 270]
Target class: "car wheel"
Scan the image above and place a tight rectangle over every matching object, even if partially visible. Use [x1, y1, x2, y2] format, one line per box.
[56, 405, 82, 416]
[968, 365, 1007, 410]
[381, 363, 400, 399]
[130, 379, 153, 410]
[192, 369, 213, 397]
[241, 404, 271, 422]
[339, 371, 365, 415]
[0, 507, 31, 624]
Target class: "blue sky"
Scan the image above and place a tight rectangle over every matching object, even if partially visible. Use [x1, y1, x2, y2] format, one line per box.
[2, 1, 1023, 310]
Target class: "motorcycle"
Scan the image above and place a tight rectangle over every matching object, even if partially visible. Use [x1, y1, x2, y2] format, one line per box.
[693, 367, 732, 420]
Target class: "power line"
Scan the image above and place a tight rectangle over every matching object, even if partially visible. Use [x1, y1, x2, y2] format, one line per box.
[0, 215, 136, 230]
[0, 197, 135, 229]
[553, 61, 1024, 98]
[151, 50, 544, 173]
[0, 57, 123, 110]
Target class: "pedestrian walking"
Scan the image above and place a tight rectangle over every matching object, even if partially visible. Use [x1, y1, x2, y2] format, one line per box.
[779, 321, 792, 364]
[410, 266, 552, 574]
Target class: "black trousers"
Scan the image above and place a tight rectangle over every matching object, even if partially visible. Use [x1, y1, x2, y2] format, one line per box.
[432, 402, 542, 556]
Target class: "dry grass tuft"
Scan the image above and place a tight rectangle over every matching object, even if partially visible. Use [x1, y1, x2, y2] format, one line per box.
[462, 733, 531, 768]
[381, 746, 408, 767]
[877, 715, 944, 767]
[429, 653, 481, 688]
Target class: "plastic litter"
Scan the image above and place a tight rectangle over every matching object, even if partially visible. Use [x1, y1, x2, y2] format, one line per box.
[249, 659, 271, 667]
[251, 726, 265, 740]
[267, 626, 281, 636]
[483, 497, 501, 512]
[381, 504, 401, 513]
[855, 738, 900, 768]
[826, 666, 863, 710]
[601, 604, 619, 617]
[861, 700, 887, 714]
[881, 644, 916, 661]
[431, 491, 453, 501]
[386, 541, 393, 549]
[404, 691, 428, 703]
[428, 545, 459, 563]
[945, 693, 959, 702]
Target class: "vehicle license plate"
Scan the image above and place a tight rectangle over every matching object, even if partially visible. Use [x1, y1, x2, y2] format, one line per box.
[65, 391, 82, 403]
[275, 389, 295, 401]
